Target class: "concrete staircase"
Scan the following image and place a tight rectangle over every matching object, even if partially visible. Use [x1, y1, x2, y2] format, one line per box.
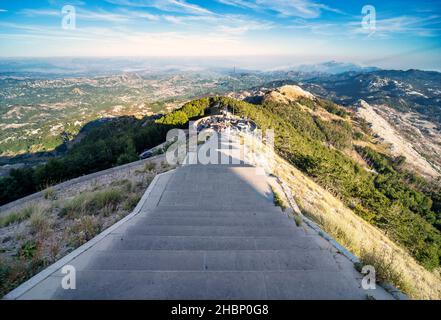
[10, 134, 395, 299]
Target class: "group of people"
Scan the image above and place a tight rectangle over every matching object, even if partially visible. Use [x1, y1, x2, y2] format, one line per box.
[197, 115, 251, 134]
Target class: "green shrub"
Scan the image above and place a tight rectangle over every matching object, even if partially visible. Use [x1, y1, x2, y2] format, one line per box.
[294, 214, 303, 227]
[60, 188, 123, 218]
[29, 209, 51, 236]
[156, 110, 189, 126]
[144, 162, 157, 172]
[43, 187, 57, 200]
[359, 248, 411, 294]
[272, 189, 287, 211]
[0, 260, 12, 296]
[110, 180, 133, 193]
[316, 98, 350, 117]
[123, 194, 141, 211]
[19, 241, 37, 259]
[0, 205, 39, 228]
[67, 216, 101, 247]
[314, 117, 352, 149]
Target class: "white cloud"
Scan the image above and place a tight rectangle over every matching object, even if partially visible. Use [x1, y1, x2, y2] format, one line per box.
[18, 5, 274, 35]
[105, 0, 212, 15]
[21, 9, 60, 17]
[0, 17, 280, 57]
[0, 25, 277, 56]
[217, 0, 339, 18]
[163, 15, 184, 24]
[79, 10, 131, 22]
[120, 9, 160, 21]
[281, 13, 441, 39]
[20, 7, 160, 23]
[157, 12, 274, 34]
[350, 15, 441, 38]
[48, 0, 85, 5]
[216, 16, 274, 35]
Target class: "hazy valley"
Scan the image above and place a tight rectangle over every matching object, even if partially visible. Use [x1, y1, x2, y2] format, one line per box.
[0, 69, 265, 160]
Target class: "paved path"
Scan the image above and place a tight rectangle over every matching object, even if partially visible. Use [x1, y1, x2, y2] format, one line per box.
[8, 133, 395, 299]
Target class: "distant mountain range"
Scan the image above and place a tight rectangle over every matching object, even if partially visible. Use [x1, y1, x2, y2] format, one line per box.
[298, 69, 441, 124]
[0, 58, 440, 162]
[0, 58, 389, 78]
[289, 61, 379, 74]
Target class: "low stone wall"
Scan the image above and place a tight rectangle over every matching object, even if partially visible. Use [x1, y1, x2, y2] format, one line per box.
[0, 155, 166, 217]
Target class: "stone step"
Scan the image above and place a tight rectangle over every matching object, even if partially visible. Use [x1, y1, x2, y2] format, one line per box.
[147, 209, 285, 218]
[128, 216, 297, 228]
[93, 235, 321, 251]
[156, 194, 275, 206]
[123, 225, 302, 237]
[71, 249, 339, 272]
[21, 270, 365, 300]
[176, 164, 257, 171]
[155, 204, 277, 211]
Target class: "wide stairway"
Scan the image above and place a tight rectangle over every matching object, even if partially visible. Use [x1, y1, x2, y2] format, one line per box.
[12, 134, 394, 299]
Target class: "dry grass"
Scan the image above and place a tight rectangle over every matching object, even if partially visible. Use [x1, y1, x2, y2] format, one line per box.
[67, 216, 101, 247]
[144, 162, 157, 172]
[293, 214, 303, 227]
[29, 208, 52, 237]
[123, 194, 142, 211]
[43, 187, 57, 200]
[271, 187, 287, 211]
[242, 132, 441, 299]
[274, 155, 441, 299]
[0, 204, 43, 228]
[0, 157, 171, 297]
[60, 188, 123, 218]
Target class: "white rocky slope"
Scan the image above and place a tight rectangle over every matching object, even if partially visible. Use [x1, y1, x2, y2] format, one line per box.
[356, 100, 440, 179]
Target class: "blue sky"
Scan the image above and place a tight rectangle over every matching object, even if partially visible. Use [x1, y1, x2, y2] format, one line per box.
[0, 0, 440, 70]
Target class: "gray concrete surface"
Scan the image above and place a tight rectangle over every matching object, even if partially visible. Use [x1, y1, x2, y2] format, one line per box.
[6, 133, 395, 300]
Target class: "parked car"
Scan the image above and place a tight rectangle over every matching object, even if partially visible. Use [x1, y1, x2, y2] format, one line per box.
[140, 150, 153, 159]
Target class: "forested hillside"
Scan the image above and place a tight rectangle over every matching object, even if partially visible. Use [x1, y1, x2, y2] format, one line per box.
[0, 98, 213, 206]
[215, 96, 441, 271]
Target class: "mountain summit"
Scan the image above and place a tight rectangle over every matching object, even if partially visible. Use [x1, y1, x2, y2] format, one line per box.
[263, 85, 315, 104]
